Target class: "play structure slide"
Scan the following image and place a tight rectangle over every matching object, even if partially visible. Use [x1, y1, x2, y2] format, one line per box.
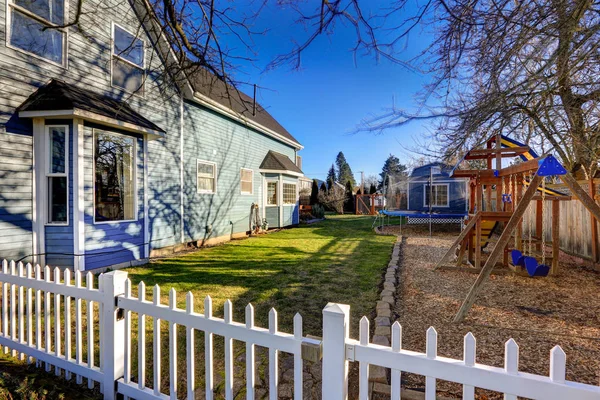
[480, 221, 498, 249]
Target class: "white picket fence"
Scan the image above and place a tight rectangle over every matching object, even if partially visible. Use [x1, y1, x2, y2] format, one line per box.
[0, 259, 599, 400]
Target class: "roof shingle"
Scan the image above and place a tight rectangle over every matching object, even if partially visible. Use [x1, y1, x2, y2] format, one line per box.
[260, 150, 303, 174]
[187, 69, 301, 147]
[18, 79, 165, 133]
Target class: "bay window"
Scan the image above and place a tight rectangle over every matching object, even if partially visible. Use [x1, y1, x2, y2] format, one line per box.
[46, 126, 68, 224]
[283, 183, 296, 205]
[94, 131, 136, 222]
[8, 0, 66, 65]
[112, 24, 145, 94]
[267, 181, 278, 205]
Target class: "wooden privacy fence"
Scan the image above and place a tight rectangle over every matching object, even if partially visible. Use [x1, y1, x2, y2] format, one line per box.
[1, 259, 600, 399]
[523, 199, 600, 261]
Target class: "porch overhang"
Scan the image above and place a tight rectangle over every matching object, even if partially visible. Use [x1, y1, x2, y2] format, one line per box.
[19, 108, 165, 139]
[259, 150, 304, 177]
[259, 169, 303, 178]
[17, 79, 166, 139]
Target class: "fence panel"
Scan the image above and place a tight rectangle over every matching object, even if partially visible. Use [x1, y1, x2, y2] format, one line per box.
[0, 260, 105, 389]
[116, 278, 305, 400]
[522, 199, 600, 260]
[322, 303, 600, 400]
[1, 260, 599, 400]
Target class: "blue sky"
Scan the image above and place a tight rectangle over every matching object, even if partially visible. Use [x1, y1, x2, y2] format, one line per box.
[223, 2, 434, 182]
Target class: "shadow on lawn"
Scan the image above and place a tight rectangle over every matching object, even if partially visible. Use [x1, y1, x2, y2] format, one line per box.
[126, 216, 395, 335]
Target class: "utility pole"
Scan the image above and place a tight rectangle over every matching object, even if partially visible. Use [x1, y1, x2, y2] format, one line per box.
[359, 171, 364, 194]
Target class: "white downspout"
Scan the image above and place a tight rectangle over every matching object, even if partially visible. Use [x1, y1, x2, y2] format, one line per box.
[180, 93, 185, 245]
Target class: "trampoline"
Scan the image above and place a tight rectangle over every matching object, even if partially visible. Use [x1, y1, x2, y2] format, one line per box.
[374, 210, 468, 234]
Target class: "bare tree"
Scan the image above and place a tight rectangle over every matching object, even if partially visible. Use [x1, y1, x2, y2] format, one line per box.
[56, 0, 600, 178]
[351, 1, 600, 178]
[318, 184, 346, 214]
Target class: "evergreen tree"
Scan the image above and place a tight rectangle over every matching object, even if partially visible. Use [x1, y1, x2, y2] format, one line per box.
[326, 164, 336, 185]
[310, 180, 320, 205]
[327, 177, 335, 192]
[369, 183, 377, 194]
[344, 180, 355, 213]
[335, 152, 355, 187]
[378, 154, 408, 189]
[319, 182, 328, 192]
[356, 188, 362, 195]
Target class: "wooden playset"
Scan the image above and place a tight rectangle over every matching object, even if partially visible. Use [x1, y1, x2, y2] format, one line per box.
[433, 134, 600, 322]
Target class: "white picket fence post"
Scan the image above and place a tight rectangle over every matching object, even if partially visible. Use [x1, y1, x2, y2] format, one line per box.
[322, 303, 350, 400]
[100, 271, 128, 400]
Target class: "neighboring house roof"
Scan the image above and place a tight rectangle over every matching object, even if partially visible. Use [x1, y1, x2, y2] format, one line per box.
[260, 150, 303, 175]
[188, 69, 301, 148]
[410, 162, 453, 178]
[17, 79, 165, 136]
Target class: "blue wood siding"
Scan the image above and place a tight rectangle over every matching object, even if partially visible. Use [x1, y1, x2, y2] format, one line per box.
[0, 0, 301, 268]
[266, 207, 279, 229]
[0, 132, 32, 261]
[0, 0, 183, 268]
[182, 104, 297, 240]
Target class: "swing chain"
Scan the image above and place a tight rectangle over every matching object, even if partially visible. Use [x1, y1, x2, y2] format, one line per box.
[513, 174, 518, 249]
[528, 173, 533, 255]
[541, 177, 546, 265]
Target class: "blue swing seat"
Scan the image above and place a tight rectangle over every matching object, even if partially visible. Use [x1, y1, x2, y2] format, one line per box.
[511, 250, 551, 277]
[511, 250, 525, 266]
[523, 256, 551, 277]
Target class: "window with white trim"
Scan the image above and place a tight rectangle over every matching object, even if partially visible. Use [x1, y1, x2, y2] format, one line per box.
[112, 24, 145, 94]
[267, 181, 277, 205]
[8, 0, 66, 65]
[283, 183, 296, 205]
[424, 184, 449, 207]
[197, 161, 216, 193]
[94, 131, 136, 222]
[47, 126, 68, 224]
[240, 168, 253, 194]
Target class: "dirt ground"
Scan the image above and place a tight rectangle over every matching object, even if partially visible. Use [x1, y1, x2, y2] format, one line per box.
[389, 227, 600, 398]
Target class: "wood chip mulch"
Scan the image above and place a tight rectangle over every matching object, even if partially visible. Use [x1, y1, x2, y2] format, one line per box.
[393, 233, 600, 399]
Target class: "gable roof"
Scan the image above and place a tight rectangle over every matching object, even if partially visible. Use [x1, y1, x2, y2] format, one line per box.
[18, 79, 165, 136]
[260, 150, 303, 175]
[188, 69, 301, 149]
[411, 162, 451, 177]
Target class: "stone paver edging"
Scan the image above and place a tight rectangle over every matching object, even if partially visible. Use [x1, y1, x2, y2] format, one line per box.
[369, 236, 402, 392]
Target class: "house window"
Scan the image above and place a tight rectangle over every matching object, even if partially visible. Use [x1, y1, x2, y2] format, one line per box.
[283, 183, 296, 205]
[240, 168, 253, 194]
[267, 181, 278, 205]
[197, 161, 216, 193]
[112, 24, 145, 94]
[424, 184, 449, 207]
[46, 126, 68, 224]
[94, 131, 136, 222]
[8, 0, 66, 65]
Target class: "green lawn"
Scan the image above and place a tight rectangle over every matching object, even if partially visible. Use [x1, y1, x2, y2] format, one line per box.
[127, 214, 396, 335]
[0, 215, 395, 397]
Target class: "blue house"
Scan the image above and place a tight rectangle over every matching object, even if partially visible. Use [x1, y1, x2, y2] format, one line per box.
[0, 0, 303, 270]
[407, 163, 468, 213]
